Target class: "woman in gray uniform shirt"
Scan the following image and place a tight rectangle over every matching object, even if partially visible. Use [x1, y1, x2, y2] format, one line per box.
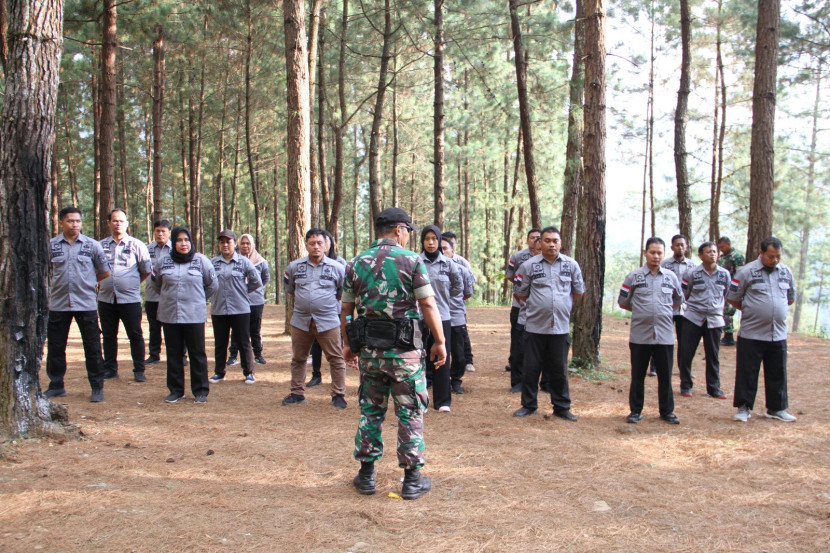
[150, 226, 217, 404]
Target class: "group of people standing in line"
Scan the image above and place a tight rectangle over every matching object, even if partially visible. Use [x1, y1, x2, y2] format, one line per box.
[43, 204, 799, 500]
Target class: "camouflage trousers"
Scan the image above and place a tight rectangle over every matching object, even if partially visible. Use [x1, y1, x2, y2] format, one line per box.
[723, 303, 737, 334]
[354, 355, 429, 469]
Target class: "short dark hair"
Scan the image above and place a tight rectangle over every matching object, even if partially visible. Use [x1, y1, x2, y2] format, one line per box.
[375, 222, 403, 237]
[527, 228, 542, 237]
[761, 236, 783, 252]
[645, 237, 665, 250]
[59, 206, 81, 220]
[153, 219, 172, 230]
[305, 228, 327, 242]
[442, 231, 457, 241]
[698, 241, 716, 254]
[540, 226, 561, 238]
[441, 237, 454, 251]
[671, 234, 687, 245]
[717, 236, 731, 245]
[108, 208, 128, 221]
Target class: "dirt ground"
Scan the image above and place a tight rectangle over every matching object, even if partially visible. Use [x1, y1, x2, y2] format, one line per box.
[1, 305, 829, 553]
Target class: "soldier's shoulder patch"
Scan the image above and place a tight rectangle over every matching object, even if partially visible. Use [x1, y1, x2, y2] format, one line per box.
[619, 283, 630, 298]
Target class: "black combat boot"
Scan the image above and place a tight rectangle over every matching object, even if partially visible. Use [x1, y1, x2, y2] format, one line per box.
[401, 468, 431, 500]
[353, 462, 376, 495]
[720, 332, 735, 346]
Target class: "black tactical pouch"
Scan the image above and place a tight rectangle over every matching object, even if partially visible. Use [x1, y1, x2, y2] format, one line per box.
[346, 317, 367, 351]
[364, 319, 398, 349]
[395, 318, 424, 351]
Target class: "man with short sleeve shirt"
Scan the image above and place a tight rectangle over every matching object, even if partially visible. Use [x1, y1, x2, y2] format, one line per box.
[45, 207, 111, 402]
[98, 209, 153, 382]
[144, 219, 171, 364]
[618, 237, 684, 424]
[727, 236, 797, 423]
[512, 227, 584, 420]
[655, 234, 695, 375]
[282, 229, 348, 409]
[504, 228, 541, 383]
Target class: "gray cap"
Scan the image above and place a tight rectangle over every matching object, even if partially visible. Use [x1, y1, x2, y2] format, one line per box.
[217, 229, 237, 241]
[375, 207, 420, 232]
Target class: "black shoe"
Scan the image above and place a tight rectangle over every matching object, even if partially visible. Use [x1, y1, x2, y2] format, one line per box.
[504, 364, 511, 372]
[553, 409, 578, 422]
[44, 388, 67, 398]
[401, 469, 431, 500]
[90, 388, 104, 403]
[332, 394, 347, 409]
[145, 356, 161, 365]
[661, 413, 680, 424]
[282, 393, 307, 406]
[720, 332, 735, 346]
[194, 394, 208, 404]
[103, 371, 119, 380]
[626, 412, 642, 423]
[226, 355, 238, 366]
[647, 369, 657, 377]
[353, 462, 376, 495]
[540, 384, 551, 393]
[451, 381, 464, 394]
[513, 407, 537, 417]
[254, 355, 267, 365]
[134, 372, 146, 383]
[510, 383, 522, 394]
[164, 393, 185, 403]
[306, 376, 322, 387]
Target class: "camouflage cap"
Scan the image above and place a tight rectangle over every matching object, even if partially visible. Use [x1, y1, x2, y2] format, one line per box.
[376, 207, 420, 232]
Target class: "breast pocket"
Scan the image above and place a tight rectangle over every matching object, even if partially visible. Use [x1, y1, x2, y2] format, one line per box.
[557, 274, 572, 292]
[660, 286, 675, 305]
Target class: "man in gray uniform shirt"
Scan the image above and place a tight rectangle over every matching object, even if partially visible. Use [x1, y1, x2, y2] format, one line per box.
[45, 206, 111, 402]
[504, 228, 542, 381]
[678, 241, 729, 399]
[618, 237, 683, 424]
[283, 228, 348, 409]
[144, 219, 171, 365]
[727, 236, 797, 423]
[98, 208, 153, 382]
[652, 234, 695, 376]
[512, 226, 584, 420]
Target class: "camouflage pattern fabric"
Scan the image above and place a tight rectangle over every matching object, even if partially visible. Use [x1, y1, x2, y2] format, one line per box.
[354, 356, 429, 469]
[718, 248, 745, 333]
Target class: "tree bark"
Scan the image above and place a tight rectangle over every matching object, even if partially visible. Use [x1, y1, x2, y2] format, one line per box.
[245, 0, 261, 247]
[318, 8, 330, 228]
[152, 26, 165, 223]
[116, 57, 128, 213]
[560, 0, 585, 255]
[674, 0, 692, 245]
[308, 0, 323, 228]
[368, 0, 393, 225]
[327, 0, 348, 241]
[91, 49, 101, 236]
[273, 156, 281, 304]
[98, 0, 116, 237]
[745, 0, 780, 258]
[508, 0, 541, 230]
[1, 0, 76, 438]
[433, 0, 445, 227]
[571, 0, 606, 368]
[640, 0, 656, 264]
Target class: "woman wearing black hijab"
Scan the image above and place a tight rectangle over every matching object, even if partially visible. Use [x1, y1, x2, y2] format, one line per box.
[419, 225, 463, 412]
[148, 226, 218, 404]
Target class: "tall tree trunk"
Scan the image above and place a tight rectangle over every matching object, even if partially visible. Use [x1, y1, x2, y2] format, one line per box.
[674, 0, 692, 244]
[143, 110, 152, 237]
[368, 0, 393, 225]
[273, 155, 281, 304]
[62, 109, 79, 205]
[432, 0, 445, 227]
[0, 0, 8, 72]
[231, 94, 241, 230]
[50, 132, 60, 235]
[640, 0, 656, 265]
[308, 0, 323, 227]
[560, 0, 585, 255]
[461, 68, 470, 258]
[98, 0, 116, 237]
[711, 1, 727, 242]
[1, 0, 75, 438]
[328, 0, 348, 240]
[116, 57, 128, 212]
[152, 26, 164, 222]
[91, 51, 101, 235]
[391, 51, 399, 207]
[187, 79, 200, 249]
[745, 0, 780, 258]
[792, 61, 822, 332]
[217, 82, 228, 230]
[245, 0, 261, 247]
[571, 0, 606, 367]
[508, 0, 541, 229]
[318, 8, 330, 227]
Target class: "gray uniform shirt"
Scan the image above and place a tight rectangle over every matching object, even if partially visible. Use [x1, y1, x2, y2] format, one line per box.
[419, 252, 463, 322]
[49, 233, 110, 312]
[618, 266, 683, 345]
[144, 240, 171, 302]
[284, 255, 345, 333]
[98, 234, 152, 304]
[247, 259, 270, 306]
[506, 248, 534, 308]
[149, 253, 218, 324]
[514, 253, 585, 335]
[661, 257, 696, 315]
[448, 259, 475, 326]
[681, 264, 730, 328]
[727, 257, 796, 342]
[210, 253, 262, 316]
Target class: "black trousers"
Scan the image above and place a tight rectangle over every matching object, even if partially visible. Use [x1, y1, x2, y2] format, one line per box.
[311, 339, 322, 377]
[425, 319, 452, 409]
[522, 332, 571, 412]
[734, 337, 788, 411]
[678, 319, 722, 395]
[46, 310, 105, 391]
[463, 325, 474, 364]
[163, 323, 209, 397]
[144, 301, 163, 358]
[629, 343, 675, 416]
[650, 315, 684, 371]
[450, 324, 468, 384]
[212, 313, 254, 377]
[99, 301, 145, 375]
[229, 303, 264, 357]
[508, 306, 520, 368]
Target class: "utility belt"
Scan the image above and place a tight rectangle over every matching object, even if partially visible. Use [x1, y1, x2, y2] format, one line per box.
[346, 317, 424, 352]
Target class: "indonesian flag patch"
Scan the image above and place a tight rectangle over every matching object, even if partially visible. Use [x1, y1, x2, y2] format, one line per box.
[619, 283, 630, 298]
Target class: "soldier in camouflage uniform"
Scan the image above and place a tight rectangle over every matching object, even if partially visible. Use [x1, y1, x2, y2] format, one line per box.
[341, 207, 447, 500]
[717, 237, 745, 346]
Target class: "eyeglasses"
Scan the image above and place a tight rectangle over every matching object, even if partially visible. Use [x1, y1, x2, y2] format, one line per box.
[396, 224, 412, 232]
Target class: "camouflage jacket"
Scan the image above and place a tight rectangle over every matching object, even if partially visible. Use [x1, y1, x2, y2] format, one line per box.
[717, 248, 745, 278]
[342, 238, 435, 360]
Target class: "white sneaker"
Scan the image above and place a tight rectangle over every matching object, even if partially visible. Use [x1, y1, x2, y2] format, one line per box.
[765, 409, 797, 422]
[438, 405, 451, 413]
[465, 364, 476, 373]
[733, 407, 751, 422]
